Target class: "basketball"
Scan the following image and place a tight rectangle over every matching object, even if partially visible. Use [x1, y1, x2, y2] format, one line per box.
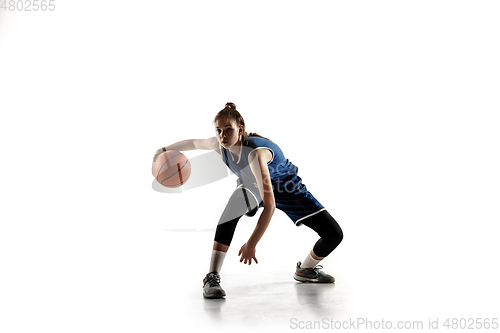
[152, 150, 191, 188]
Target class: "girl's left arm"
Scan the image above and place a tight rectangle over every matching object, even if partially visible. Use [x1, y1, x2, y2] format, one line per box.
[238, 149, 276, 265]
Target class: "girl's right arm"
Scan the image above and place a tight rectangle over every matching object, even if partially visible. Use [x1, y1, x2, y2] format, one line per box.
[153, 137, 219, 160]
[193, 137, 219, 151]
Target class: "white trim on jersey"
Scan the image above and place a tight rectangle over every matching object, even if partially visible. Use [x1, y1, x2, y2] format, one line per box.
[295, 208, 327, 226]
[248, 147, 275, 165]
[236, 184, 261, 209]
[220, 143, 244, 164]
[236, 142, 243, 164]
[226, 142, 243, 164]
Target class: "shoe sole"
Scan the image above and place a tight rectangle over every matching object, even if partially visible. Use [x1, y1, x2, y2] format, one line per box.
[294, 274, 335, 283]
[203, 294, 225, 299]
[203, 291, 226, 299]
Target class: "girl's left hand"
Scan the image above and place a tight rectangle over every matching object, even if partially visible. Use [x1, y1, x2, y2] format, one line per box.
[238, 243, 258, 265]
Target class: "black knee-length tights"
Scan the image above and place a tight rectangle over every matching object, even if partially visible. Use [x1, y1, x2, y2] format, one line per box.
[214, 188, 343, 257]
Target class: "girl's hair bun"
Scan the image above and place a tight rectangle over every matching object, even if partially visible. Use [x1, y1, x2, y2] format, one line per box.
[225, 102, 236, 109]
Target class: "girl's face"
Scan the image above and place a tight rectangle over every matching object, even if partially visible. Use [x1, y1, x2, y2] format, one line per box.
[215, 118, 243, 148]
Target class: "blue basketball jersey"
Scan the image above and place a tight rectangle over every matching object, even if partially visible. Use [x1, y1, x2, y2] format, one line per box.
[220, 136, 325, 225]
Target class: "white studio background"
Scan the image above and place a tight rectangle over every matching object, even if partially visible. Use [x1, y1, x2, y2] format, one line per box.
[1, 1, 499, 332]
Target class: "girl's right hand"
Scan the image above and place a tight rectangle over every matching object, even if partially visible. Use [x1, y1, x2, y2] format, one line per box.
[153, 148, 164, 162]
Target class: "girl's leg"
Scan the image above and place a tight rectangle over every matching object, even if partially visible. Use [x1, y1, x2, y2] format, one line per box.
[300, 210, 343, 262]
[212, 187, 257, 256]
[203, 187, 258, 298]
[294, 210, 343, 283]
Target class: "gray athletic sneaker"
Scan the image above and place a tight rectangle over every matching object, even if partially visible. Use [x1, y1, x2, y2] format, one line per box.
[293, 262, 335, 283]
[203, 272, 226, 298]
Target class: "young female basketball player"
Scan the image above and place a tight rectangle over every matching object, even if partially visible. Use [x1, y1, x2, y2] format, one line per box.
[154, 103, 343, 298]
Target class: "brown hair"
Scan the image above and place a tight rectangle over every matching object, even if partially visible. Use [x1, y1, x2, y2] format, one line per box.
[214, 102, 272, 144]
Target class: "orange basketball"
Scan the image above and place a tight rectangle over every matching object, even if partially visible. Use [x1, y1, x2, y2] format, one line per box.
[152, 150, 191, 188]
